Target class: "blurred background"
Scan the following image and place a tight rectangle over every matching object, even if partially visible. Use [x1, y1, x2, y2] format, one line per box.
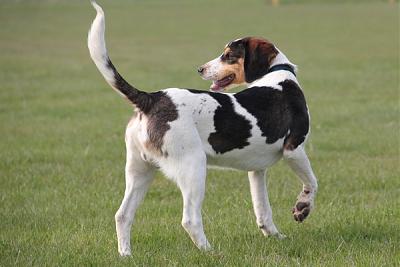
[0, 0, 398, 265]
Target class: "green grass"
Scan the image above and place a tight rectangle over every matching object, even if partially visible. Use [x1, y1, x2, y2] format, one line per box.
[0, 0, 399, 266]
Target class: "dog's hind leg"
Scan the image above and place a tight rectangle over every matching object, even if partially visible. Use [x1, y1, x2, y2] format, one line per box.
[115, 137, 155, 256]
[283, 146, 318, 223]
[173, 152, 211, 250]
[248, 170, 285, 239]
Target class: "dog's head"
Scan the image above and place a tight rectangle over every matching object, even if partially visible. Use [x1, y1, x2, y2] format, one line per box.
[198, 37, 278, 92]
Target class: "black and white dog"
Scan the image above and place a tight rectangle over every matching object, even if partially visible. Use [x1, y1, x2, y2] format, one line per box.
[88, 0, 318, 256]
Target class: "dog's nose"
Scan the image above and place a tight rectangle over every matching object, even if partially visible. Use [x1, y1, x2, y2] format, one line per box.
[197, 66, 205, 74]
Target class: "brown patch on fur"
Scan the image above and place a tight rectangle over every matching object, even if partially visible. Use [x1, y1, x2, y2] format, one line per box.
[283, 142, 295, 151]
[246, 37, 278, 66]
[144, 92, 178, 157]
[218, 57, 246, 87]
[223, 47, 230, 54]
[242, 37, 279, 83]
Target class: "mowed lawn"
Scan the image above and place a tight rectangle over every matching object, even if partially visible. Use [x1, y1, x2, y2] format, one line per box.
[0, 0, 398, 266]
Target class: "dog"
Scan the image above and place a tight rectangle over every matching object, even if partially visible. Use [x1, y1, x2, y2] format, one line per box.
[88, 0, 318, 256]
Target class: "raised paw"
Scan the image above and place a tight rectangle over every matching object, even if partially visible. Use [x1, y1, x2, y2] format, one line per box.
[292, 201, 311, 222]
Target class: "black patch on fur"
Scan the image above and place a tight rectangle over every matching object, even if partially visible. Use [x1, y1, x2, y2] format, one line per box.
[279, 80, 309, 150]
[105, 59, 179, 155]
[234, 80, 309, 150]
[187, 89, 252, 154]
[145, 91, 178, 156]
[106, 58, 153, 113]
[234, 87, 290, 144]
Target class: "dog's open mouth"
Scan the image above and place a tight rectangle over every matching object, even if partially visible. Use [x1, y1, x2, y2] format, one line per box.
[210, 74, 235, 92]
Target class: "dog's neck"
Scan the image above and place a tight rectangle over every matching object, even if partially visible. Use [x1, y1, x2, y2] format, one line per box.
[247, 49, 298, 89]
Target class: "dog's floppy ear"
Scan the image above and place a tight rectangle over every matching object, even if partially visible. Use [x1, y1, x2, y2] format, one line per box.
[242, 37, 278, 83]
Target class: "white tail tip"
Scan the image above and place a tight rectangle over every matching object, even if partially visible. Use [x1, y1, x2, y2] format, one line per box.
[90, 0, 104, 14]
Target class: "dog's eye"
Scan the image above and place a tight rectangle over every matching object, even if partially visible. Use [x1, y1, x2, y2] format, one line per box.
[221, 52, 236, 63]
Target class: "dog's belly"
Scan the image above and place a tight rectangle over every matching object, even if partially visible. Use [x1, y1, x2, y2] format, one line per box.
[205, 137, 284, 171]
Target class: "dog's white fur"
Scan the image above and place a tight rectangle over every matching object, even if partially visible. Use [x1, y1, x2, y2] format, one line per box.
[88, 1, 317, 256]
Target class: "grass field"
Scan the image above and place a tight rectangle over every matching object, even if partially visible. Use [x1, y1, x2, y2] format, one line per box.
[0, 0, 399, 266]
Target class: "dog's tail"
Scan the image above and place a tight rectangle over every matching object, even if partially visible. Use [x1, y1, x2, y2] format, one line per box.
[88, 0, 152, 112]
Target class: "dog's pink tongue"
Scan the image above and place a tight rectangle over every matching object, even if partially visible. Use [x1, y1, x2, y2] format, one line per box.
[210, 82, 223, 92]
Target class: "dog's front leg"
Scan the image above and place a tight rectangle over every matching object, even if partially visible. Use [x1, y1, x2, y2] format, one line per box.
[283, 146, 318, 223]
[248, 170, 285, 239]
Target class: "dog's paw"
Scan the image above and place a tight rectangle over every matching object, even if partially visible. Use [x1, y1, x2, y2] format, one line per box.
[292, 201, 311, 222]
[292, 190, 314, 223]
[259, 224, 285, 239]
[118, 248, 132, 257]
[263, 229, 286, 239]
[197, 241, 212, 251]
[272, 232, 287, 240]
[119, 251, 132, 257]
